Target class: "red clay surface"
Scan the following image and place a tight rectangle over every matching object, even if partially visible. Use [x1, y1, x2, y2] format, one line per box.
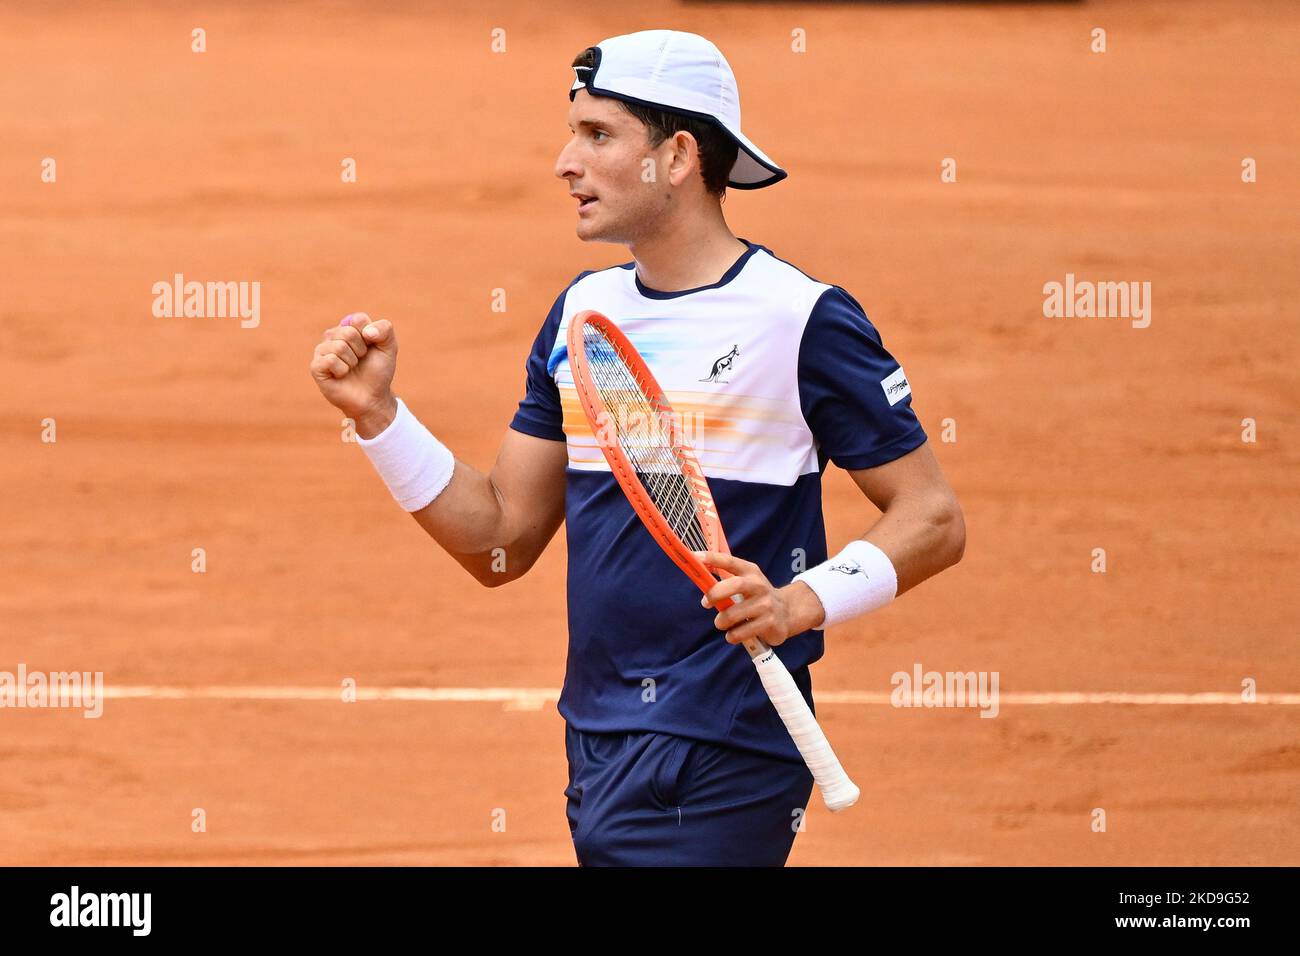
[1, 1, 1297, 865]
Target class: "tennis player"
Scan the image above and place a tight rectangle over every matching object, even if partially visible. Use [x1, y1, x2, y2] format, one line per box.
[309, 30, 965, 866]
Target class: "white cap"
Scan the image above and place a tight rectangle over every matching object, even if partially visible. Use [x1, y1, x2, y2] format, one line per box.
[569, 30, 786, 190]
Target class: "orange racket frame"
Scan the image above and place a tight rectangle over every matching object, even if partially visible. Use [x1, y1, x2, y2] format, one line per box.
[565, 309, 862, 813]
[566, 310, 739, 606]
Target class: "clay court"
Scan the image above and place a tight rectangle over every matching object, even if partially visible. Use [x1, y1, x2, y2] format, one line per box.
[1, 0, 1297, 865]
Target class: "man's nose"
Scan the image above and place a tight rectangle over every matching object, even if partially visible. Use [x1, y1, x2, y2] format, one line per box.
[555, 139, 581, 180]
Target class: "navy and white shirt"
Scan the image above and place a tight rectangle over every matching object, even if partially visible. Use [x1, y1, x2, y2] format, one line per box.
[510, 239, 926, 762]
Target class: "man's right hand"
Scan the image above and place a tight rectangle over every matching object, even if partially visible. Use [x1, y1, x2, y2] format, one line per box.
[310, 312, 400, 438]
[309, 308, 569, 588]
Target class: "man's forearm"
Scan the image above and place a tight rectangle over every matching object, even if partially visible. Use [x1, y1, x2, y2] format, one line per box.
[355, 397, 542, 584]
[315, 319, 562, 586]
[859, 493, 965, 597]
[354, 394, 399, 439]
[779, 494, 963, 633]
[407, 461, 534, 585]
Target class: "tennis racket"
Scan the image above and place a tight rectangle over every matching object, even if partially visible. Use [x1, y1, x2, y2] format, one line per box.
[565, 309, 861, 813]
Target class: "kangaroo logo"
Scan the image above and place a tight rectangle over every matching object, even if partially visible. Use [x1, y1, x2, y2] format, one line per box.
[700, 345, 739, 383]
[830, 559, 864, 576]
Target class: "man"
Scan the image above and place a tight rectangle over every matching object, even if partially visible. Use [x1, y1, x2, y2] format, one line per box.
[309, 30, 965, 866]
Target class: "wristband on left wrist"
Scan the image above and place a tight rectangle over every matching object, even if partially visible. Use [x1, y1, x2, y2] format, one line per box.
[793, 539, 898, 629]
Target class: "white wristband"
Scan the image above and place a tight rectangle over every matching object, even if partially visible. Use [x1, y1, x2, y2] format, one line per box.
[356, 397, 455, 512]
[793, 539, 897, 628]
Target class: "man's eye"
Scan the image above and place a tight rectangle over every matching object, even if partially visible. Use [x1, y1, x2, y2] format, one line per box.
[592, 130, 608, 141]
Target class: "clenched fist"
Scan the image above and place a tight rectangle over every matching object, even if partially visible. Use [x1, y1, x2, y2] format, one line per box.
[310, 312, 399, 438]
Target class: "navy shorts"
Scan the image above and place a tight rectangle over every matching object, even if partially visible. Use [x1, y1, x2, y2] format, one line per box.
[563, 724, 815, 866]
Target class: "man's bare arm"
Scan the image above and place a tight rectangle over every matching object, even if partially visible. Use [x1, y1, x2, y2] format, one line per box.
[700, 440, 965, 644]
[769, 440, 965, 634]
[844, 440, 965, 596]
[310, 313, 567, 587]
[407, 429, 567, 587]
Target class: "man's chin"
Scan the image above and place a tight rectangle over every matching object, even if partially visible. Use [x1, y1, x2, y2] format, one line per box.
[574, 225, 623, 244]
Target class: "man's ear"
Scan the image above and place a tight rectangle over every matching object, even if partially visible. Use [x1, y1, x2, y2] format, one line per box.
[665, 131, 699, 188]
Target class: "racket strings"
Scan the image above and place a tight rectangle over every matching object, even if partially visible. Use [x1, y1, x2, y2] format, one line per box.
[583, 330, 699, 534]
[581, 325, 711, 552]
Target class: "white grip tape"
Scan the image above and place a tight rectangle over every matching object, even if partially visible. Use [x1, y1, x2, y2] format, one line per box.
[752, 650, 861, 812]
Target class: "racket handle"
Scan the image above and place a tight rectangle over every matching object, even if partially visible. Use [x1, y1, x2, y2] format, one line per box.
[751, 648, 861, 812]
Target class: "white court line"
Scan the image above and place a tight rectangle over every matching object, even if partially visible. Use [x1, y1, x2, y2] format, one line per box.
[102, 686, 557, 702]
[95, 686, 1300, 706]
[818, 691, 1300, 705]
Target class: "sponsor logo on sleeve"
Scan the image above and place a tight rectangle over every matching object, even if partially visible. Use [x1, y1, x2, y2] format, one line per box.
[881, 367, 911, 406]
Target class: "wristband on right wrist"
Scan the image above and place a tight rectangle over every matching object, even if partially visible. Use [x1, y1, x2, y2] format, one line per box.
[355, 397, 455, 512]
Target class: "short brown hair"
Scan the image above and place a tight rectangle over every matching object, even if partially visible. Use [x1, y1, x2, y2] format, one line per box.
[571, 48, 739, 198]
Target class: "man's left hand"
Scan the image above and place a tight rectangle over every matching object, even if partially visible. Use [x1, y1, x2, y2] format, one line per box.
[694, 551, 827, 646]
